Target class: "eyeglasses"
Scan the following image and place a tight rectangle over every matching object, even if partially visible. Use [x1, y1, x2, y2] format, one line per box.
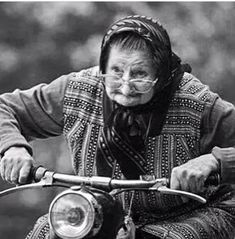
[100, 74, 158, 93]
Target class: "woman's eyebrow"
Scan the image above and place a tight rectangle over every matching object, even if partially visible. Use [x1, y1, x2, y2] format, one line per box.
[129, 58, 152, 67]
[130, 63, 150, 69]
[109, 60, 125, 66]
[110, 64, 123, 69]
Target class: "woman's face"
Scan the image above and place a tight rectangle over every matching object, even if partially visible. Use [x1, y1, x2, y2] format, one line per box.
[104, 46, 157, 107]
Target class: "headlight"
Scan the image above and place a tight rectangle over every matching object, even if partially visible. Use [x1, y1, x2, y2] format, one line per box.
[49, 187, 103, 239]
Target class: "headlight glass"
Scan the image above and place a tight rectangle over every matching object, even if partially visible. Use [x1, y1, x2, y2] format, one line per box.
[49, 190, 96, 239]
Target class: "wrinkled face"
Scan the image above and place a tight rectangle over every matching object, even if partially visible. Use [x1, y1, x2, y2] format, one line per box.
[104, 46, 157, 107]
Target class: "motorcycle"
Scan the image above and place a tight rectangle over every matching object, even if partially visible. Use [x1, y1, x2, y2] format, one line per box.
[0, 166, 220, 239]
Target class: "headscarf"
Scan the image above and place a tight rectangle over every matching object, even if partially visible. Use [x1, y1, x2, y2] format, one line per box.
[100, 15, 187, 91]
[96, 15, 191, 179]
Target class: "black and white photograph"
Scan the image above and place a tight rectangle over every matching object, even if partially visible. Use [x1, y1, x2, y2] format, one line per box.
[0, 2, 235, 239]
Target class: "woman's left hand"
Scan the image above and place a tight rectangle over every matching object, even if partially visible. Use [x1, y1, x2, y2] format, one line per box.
[170, 154, 219, 194]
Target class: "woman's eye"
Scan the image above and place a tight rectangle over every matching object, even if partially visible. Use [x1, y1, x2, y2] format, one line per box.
[112, 66, 122, 74]
[133, 71, 147, 78]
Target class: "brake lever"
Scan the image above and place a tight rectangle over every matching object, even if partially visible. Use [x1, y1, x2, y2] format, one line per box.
[140, 174, 220, 204]
[111, 177, 207, 203]
[0, 171, 68, 198]
[146, 176, 207, 203]
[152, 185, 207, 204]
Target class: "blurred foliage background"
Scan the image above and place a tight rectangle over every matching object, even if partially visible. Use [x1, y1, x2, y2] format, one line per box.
[0, 2, 235, 238]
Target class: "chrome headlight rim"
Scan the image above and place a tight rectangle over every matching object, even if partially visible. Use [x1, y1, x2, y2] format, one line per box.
[48, 188, 99, 239]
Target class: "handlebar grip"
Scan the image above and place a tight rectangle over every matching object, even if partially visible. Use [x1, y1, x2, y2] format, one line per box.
[29, 165, 48, 182]
[204, 173, 220, 187]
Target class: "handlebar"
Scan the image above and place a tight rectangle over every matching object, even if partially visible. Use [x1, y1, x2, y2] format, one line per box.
[32, 166, 168, 189]
[30, 166, 221, 204]
[0, 166, 220, 204]
[31, 165, 221, 189]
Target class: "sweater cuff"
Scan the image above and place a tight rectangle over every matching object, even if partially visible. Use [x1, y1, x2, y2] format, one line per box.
[211, 146, 235, 184]
[0, 134, 33, 157]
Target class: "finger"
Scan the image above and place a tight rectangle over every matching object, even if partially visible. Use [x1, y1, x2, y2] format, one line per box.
[0, 158, 6, 181]
[19, 163, 31, 184]
[170, 177, 181, 190]
[10, 166, 20, 185]
[178, 170, 190, 192]
[170, 168, 181, 190]
[197, 176, 205, 193]
[186, 175, 197, 193]
[171, 168, 189, 203]
[188, 174, 205, 194]
[181, 179, 190, 192]
[5, 161, 14, 183]
[180, 173, 193, 203]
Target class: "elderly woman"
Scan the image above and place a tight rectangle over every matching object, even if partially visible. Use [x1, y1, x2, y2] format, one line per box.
[0, 15, 235, 239]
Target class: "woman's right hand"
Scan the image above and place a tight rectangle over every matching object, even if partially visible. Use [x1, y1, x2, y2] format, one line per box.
[0, 146, 34, 185]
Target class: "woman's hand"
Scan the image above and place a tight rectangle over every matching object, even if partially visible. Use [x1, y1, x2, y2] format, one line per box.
[170, 154, 219, 194]
[0, 147, 34, 185]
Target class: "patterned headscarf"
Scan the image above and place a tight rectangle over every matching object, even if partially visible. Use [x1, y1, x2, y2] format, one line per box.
[97, 15, 191, 179]
[99, 15, 184, 92]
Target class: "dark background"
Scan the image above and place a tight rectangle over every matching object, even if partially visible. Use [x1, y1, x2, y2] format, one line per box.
[0, 2, 235, 238]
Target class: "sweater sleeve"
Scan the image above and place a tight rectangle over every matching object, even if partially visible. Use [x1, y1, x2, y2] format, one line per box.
[211, 146, 235, 184]
[0, 74, 69, 156]
[200, 97, 235, 184]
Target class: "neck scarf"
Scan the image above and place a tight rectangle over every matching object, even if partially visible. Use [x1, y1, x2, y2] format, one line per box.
[96, 15, 192, 179]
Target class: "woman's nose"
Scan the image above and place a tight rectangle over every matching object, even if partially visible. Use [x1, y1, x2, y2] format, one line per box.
[120, 82, 134, 95]
[121, 71, 134, 95]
